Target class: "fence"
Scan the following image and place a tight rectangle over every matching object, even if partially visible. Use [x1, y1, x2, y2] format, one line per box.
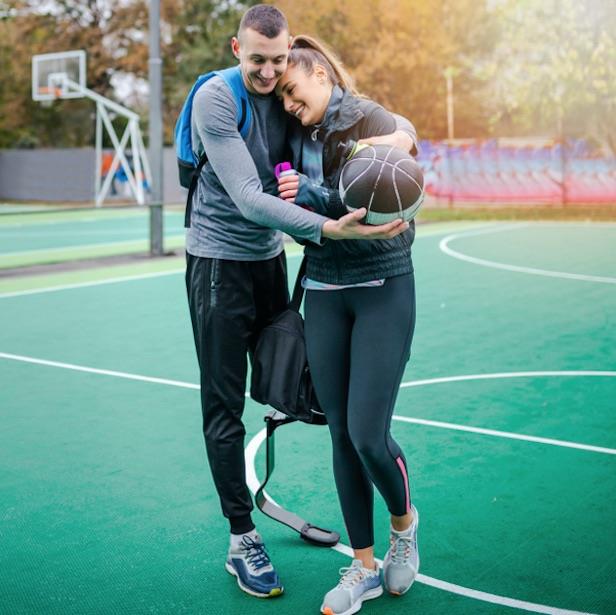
[1, 140, 615, 206]
[0, 148, 183, 204]
[416, 139, 616, 205]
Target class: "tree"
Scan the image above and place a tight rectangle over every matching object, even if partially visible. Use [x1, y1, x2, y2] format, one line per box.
[0, 0, 257, 147]
[273, 0, 499, 139]
[162, 0, 258, 143]
[0, 0, 151, 148]
[484, 0, 616, 151]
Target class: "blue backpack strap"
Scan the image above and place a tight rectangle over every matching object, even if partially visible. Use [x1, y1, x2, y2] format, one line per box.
[177, 65, 252, 227]
[217, 65, 252, 139]
[174, 72, 216, 169]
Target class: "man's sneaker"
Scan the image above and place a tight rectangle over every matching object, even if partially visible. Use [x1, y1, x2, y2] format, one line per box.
[320, 559, 383, 615]
[383, 504, 420, 595]
[225, 534, 283, 598]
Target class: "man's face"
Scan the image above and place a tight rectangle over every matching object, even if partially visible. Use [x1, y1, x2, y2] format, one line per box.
[232, 27, 290, 95]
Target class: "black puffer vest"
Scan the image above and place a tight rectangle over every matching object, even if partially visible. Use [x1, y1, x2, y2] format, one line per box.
[293, 87, 414, 285]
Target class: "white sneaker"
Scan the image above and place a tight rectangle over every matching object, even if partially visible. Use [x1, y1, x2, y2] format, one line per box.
[320, 559, 383, 615]
[382, 504, 419, 595]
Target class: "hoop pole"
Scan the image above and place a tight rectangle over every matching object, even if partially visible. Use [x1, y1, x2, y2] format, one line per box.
[98, 106, 138, 203]
[130, 120, 144, 204]
[95, 108, 103, 206]
[149, 0, 164, 256]
[34, 72, 150, 209]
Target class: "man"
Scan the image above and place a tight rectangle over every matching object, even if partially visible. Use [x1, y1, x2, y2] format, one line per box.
[185, 4, 417, 599]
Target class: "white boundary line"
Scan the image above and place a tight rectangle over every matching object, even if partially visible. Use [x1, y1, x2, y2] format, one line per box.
[1, 229, 184, 239]
[400, 370, 616, 388]
[0, 222, 483, 300]
[0, 353, 609, 611]
[439, 224, 616, 284]
[244, 428, 595, 615]
[0, 212, 149, 228]
[2, 353, 614, 455]
[0, 236, 183, 258]
[393, 416, 616, 455]
[0, 253, 299, 300]
[0, 269, 185, 299]
[0, 352, 199, 389]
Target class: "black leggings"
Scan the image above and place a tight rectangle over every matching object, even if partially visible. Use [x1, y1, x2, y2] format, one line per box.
[305, 273, 416, 549]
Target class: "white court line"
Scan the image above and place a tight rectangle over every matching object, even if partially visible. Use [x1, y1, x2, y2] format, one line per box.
[0, 222, 482, 300]
[0, 235, 184, 258]
[400, 371, 616, 388]
[2, 352, 614, 458]
[0, 352, 199, 389]
[244, 428, 595, 615]
[0, 212, 149, 229]
[1, 229, 185, 239]
[0, 353, 609, 610]
[0, 269, 185, 299]
[440, 225, 616, 284]
[393, 416, 616, 455]
[0, 252, 303, 299]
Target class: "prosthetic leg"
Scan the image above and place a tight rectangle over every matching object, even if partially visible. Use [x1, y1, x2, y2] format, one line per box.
[255, 410, 340, 547]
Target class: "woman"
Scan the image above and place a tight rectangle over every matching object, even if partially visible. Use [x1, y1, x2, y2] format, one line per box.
[275, 36, 419, 615]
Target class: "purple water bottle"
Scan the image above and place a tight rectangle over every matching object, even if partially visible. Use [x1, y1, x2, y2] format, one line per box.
[274, 161, 297, 179]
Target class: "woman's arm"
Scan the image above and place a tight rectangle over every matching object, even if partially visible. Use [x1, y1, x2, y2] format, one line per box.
[279, 104, 416, 218]
[359, 113, 418, 155]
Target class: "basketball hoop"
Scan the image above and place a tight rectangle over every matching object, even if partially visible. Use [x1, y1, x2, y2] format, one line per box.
[31, 49, 152, 207]
[38, 86, 63, 106]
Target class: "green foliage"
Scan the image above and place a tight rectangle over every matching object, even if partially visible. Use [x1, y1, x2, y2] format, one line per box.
[485, 0, 616, 150]
[163, 0, 258, 142]
[0, 0, 614, 150]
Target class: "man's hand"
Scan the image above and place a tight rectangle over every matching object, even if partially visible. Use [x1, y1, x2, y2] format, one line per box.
[278, 174, 298, 202]
[322, 208, 408, 240]
[358, 130, 414, 153]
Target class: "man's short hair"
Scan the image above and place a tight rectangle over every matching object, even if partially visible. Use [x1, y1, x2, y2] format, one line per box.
[238, 4, 289, 39]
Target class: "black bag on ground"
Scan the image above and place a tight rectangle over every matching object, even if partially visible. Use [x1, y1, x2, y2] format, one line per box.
[250, 257, 325, 425]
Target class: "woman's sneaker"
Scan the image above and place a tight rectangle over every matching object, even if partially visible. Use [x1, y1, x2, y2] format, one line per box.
[382, 504, 419, 595]
[320, 559, 383, 615]
[225, 534, 283, 598]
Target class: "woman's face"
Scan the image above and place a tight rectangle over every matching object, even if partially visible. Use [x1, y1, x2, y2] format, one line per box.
[276, 64, 332, 126]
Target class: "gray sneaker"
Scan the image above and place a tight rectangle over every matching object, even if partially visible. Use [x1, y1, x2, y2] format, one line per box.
[382, 504, 419, 595]
[225, 534, 283, 598]
[320, 559, 383, 615]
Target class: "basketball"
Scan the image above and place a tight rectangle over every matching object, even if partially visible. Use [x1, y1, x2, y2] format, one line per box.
[339, 144, 424, 225]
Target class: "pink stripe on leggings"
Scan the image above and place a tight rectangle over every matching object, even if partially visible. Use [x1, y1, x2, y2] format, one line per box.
[396, 456, 411, 514]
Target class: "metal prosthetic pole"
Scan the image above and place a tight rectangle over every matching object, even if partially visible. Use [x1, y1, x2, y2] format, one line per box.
[254, 410, 340, 547]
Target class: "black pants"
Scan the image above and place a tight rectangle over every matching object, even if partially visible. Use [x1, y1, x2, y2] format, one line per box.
[186, 251, 289, 534]
[304, 273, 416, 549]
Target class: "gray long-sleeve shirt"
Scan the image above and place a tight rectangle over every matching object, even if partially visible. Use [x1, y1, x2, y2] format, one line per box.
[186, 76, 329, 260]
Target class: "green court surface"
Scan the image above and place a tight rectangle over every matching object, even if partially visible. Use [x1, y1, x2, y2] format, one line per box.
[1, 221, 615, 615]
[0, 207, 186, 269]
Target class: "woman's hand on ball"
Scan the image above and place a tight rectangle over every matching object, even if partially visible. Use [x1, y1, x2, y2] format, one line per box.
[278, 175, 299, 202]
[322, 208, 409, 240]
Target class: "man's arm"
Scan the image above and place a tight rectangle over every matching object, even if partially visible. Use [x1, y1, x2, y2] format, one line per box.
[195, 79, 407, 241]
[194, 80, 328, 243]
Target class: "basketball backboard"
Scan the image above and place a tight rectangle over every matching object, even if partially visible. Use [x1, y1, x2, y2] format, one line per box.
[32, 50, 86, 101]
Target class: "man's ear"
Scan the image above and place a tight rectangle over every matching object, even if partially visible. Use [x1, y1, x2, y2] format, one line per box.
[231, 36, 241, 60]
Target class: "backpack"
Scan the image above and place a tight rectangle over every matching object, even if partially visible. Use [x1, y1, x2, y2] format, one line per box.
[174, 65, 252, 227]
[250, 257, 326, 426]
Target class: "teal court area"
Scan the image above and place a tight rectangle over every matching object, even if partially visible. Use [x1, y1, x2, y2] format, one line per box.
[0, 206, 186, 269]
[1, 220, 614, 614]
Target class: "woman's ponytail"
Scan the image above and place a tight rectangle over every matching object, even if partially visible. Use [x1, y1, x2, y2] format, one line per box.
[289, 34, 361, 96]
